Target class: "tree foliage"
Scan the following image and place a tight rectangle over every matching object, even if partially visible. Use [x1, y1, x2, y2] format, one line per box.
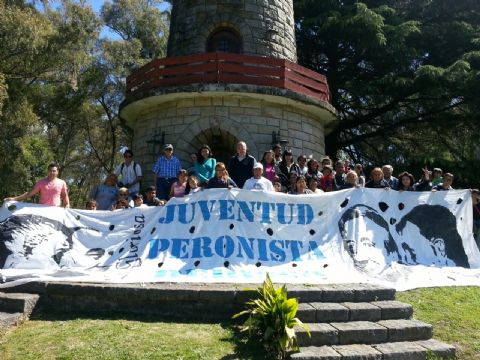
[1, 0, 479, 205]
[294, 0, 480, 186]
[0, 0, 169, 206]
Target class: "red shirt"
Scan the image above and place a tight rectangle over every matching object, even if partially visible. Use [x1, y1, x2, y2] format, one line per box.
[33, 178, 68, 206]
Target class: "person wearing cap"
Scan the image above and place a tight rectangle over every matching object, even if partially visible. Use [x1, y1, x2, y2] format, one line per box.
[152, 144, 182, 201]
[114, 149, 142, 197]
[243, 163, 275, 192]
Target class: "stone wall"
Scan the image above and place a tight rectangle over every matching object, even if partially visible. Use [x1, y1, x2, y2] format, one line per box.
[132, 93, 329, 180]
[167, 0, 297, 62]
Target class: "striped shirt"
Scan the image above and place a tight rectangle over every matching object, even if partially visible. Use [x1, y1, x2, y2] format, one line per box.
[153, 155, 181, 178]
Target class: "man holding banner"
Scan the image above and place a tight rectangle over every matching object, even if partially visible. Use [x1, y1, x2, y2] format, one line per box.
[3, 162, 69, 208]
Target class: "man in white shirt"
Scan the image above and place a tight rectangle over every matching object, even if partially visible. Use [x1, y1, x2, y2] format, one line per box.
[114, 149, 142, 197]
[243, 163, 274, 192]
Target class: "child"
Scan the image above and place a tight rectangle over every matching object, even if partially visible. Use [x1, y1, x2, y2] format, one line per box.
[112, 187, 133, 209]
[112, 199, 130, 210]
[185, 175, 201, 194]
[432, 168, 443, 186]
[307, 177, 323, 194]
[320, 165, 334, 192]
[272, 180, 282, 193]
[133, 194, 148, 208]
[170, 169, 188, 198]
[85, 199, 97, 210]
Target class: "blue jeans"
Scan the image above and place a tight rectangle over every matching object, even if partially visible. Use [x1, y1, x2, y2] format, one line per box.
[156, 177, 176, 201]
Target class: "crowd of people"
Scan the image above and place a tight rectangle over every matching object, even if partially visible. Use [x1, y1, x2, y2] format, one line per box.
[4, 141, 480, 244]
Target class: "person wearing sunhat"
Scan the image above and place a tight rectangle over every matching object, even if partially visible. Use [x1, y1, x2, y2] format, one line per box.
[243, 162, 274, 192]
[152, 144, 182, 201]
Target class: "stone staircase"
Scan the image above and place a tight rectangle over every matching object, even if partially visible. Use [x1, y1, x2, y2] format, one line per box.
[291, 286, 455, 359]
[0, 292, 39, 334]
[0, 282, 456, 359]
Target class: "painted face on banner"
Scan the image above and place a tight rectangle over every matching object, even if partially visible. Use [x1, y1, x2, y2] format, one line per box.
[395, 204, 469, 268]
[397, 221, 453, 267]
[342, 214, 388, 271]
[0, 214, 104, 269]
[338, 205, 400, 273]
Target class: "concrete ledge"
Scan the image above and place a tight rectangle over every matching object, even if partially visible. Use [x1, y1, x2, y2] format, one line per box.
[341, 302, 381, 322]
[415, 339, 456, 358]
[297, 323, 339, 347]
[291, 340, 456, 360]
[373, 341, 426, 360]
[1, 282, 396, 321]
[371, 301, 413, 320]
[290, 345, 342, 359]
[309, 303, 349, 323]
[297, 303, 316, 322]
[332, 344, 382, 359]
[0, 312, 22, 329]
[378, 319, 433, 342]
[330, 321, 388, 345]
[0, 292, 39, 316]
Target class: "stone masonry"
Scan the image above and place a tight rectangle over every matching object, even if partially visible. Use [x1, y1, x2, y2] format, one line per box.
[121, 0, 337, 183]
[131, 91, 330, 172]
[168, 0, 297, 62]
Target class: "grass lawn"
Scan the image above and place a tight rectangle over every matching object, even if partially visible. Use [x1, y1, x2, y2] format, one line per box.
[0, 313, 265, 360]
[397, 286, 480, 360]
[0, 287, 478, 359]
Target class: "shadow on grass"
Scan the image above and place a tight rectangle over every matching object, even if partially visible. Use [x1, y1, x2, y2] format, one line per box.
[218, 322, 267, 360]
[30, 308, 226, 324]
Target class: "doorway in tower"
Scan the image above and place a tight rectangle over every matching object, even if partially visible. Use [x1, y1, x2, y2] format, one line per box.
[190, 127, 238, 165]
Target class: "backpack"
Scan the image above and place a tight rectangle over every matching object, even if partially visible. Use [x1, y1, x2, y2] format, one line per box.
[120, 161, 142, 189]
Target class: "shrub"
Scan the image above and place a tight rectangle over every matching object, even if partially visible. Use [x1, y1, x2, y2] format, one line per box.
[232, 274, 310, 359]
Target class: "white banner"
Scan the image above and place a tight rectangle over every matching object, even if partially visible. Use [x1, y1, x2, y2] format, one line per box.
[1, 188, 479, 290]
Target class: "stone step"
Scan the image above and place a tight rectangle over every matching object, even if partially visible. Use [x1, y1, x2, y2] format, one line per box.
[290, 339, 456, 359]
[1, 282, 395, 320]
[0, 312, 23, 330]
[296, 320, 432, 347]
[289, 284, 396, 303]
[0, 292, 40, 317]
[297, 301, 413, 323]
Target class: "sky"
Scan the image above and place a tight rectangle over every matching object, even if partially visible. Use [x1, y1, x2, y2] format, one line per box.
[88, 0, 104, 13]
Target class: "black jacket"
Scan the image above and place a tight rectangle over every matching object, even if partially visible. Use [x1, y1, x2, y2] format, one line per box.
[227, 154, 256, 188]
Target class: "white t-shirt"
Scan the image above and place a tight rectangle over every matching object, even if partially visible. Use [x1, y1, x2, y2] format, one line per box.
[243, 177, 274, 192]
[114, 162, 142, 194]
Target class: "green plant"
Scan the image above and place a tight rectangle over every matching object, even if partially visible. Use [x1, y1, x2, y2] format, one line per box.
[232, 274, 310, 360]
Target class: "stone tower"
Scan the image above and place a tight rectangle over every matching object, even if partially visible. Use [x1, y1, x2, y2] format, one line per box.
[120, 0, 336, 173]
[167, 0, 297, 62]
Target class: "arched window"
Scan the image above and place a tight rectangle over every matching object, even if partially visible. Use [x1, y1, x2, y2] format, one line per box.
[206, 28, 242, 53]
